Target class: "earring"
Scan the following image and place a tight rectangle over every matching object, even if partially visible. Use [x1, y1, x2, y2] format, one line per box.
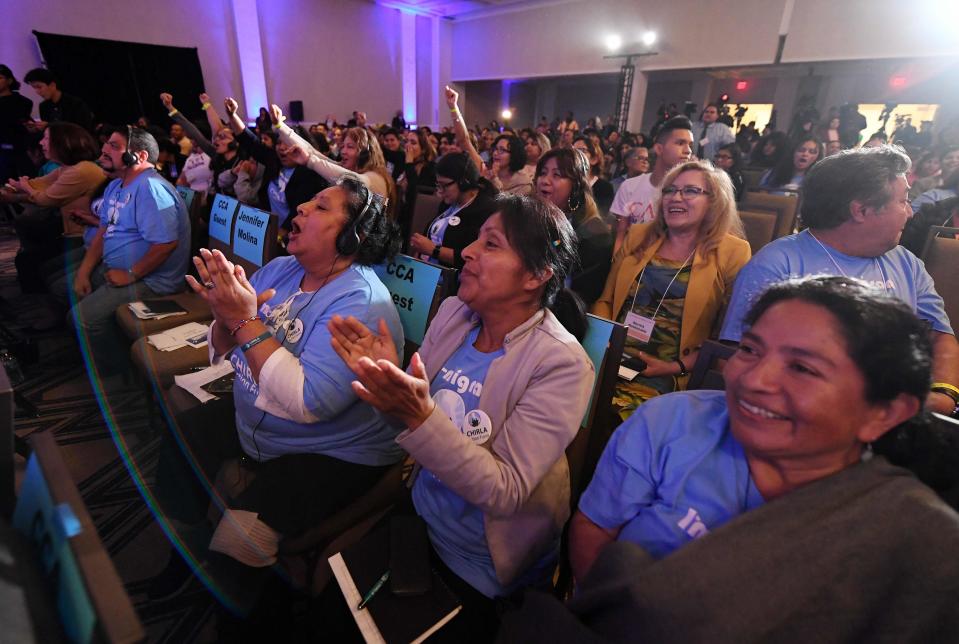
[860, 442, 874, 462]
[567, 191, 582, 213]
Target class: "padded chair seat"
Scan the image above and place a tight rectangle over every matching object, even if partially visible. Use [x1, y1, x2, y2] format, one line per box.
[116, 291, 211, 340]
[131, 335, 210, 389]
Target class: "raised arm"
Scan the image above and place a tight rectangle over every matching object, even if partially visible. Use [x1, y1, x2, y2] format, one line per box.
[271, 103, 358, 186]
[198, 92, 227, 139]
[445, 86, 486, 174]
[160, 93, 214, 156]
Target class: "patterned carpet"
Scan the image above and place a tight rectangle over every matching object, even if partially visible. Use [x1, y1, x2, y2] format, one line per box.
[3, 229, 217, 643]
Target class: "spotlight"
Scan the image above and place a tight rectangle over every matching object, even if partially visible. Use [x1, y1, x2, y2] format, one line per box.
[501, 109, 513, 120]
[641, 31, 657, 47]
[604, 34, 622, 52]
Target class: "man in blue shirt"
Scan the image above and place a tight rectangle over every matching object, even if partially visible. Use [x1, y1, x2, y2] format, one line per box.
[70, 126, 190, 375]
[721, 145, 958, 416]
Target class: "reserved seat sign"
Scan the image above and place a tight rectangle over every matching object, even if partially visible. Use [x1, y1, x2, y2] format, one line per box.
[232, 205, 271, 266]
[209, 194, 239, 244]
[374, 255, 446, 345]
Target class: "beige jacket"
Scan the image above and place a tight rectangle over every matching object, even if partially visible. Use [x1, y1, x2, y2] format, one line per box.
[397, 297, 593, 586]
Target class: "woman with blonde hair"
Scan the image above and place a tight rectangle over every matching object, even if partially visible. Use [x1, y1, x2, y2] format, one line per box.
[593, 160, 750, 420]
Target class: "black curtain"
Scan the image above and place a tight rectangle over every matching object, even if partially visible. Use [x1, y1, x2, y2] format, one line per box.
[33, 31, 206, 129]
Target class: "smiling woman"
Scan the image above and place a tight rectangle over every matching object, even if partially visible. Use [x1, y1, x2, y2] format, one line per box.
[593, 160, 749, 420]
[571, 275, 958, 582]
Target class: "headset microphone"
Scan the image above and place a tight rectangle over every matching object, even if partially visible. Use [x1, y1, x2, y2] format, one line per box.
[121, 125, 138, 167]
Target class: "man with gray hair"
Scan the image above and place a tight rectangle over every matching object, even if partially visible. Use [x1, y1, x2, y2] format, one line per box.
[720, 145, 958, 415]
[70, 126, 190, 376]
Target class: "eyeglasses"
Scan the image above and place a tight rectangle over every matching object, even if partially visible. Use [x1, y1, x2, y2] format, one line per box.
[662, 185, 711, 199]
[493, 146, 511, 154]
[436, 179, 457, 191]
[714, 154, 733, 160]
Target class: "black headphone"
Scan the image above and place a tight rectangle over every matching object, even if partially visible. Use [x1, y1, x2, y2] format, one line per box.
[121, 125, 138, 167]
[458, 156, 481, 191]
[335, 181, 379, 256]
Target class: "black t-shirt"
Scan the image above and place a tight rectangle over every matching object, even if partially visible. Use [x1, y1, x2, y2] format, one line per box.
[0, 92, 33, 146]
[39, 92, 94, 132]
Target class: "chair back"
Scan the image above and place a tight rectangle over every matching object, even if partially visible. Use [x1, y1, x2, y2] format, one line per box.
[373, 254, 457, 351]
[739, 209, 778, 255]
[569, 315, 626, 504]
[687, 340, 738, 391]
[12, 432, 144, 643]
[409, 192, 444, 241]
[231, 205, 280, 276]
[920, 226, 959, 326]
[739, 191, 800, 239]
[741, 168, 765, 191]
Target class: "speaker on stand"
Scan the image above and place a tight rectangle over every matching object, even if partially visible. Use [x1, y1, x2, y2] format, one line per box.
[289, 100, 304, 123]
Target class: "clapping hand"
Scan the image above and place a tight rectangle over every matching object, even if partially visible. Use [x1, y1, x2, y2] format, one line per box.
[352, 352, 435, 429]
[328, 315, 400, 373]
[408, 233, 434, 256]
[634, 350, 679, 377]
[185, 248, 272, 327]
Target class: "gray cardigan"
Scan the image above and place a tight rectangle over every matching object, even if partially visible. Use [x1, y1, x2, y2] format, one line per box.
[397, 297, 594, 587]
[499, 457, 959, 643]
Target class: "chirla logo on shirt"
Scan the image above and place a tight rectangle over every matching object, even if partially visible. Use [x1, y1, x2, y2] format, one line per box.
[104, 191, 133, 235]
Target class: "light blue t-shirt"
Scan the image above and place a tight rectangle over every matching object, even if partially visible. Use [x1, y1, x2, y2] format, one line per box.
[100, 168, 190, 294]
[720, 229, 953, 341]
[911, 187, 956, 214]
[82, 196, 104, 248]
[578, 390, 765, 559]
[268, 167, 295, 226]
[231, 257, 406, 465]
[412, 326, 513, 597]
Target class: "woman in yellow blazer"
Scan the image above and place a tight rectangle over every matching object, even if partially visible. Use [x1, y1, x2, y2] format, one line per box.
[593, 160, 750, 420]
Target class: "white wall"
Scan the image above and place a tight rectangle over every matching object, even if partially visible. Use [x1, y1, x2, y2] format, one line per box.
[450, 0, 786, 80]
[451, 0, 959, 82]
[782, 0, 959, 63]
[256, 0, 405, 124]
[1, 0, 245, 119]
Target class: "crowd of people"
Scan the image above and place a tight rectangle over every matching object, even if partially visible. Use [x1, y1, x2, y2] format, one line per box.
[1, 59, 959, 641]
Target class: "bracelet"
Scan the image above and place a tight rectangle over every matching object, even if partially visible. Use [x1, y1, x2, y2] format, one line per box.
[932, 382, 959, 398]
[167, 108, 179, 117]
[931, 383, 959, 406]
[201, 102, 212, 111]
[450, 108, 460, 115]
[240, 331, 272, 353]
[229, 316, 259, 336]
[431, 244, 441, 259]
[675, 358, 688, 377]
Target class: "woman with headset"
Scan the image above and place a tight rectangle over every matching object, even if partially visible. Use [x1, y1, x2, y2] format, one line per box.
[269, 104, 397, 218]
[153, 176, 405, 598]
[407, 152, 499, 269]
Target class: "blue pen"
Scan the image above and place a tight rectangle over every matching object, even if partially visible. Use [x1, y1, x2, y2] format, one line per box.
[358, 570, 391, 610]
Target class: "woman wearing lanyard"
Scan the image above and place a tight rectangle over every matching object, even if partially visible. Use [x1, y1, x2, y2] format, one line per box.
[408, 152, 498, 269]
[593, 160, 750, 421]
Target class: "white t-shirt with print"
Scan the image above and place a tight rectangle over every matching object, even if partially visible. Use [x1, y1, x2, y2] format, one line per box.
[610, 173, 659, 226]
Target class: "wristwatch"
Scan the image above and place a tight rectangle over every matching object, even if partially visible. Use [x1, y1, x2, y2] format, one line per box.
[431, 244, 441, 260]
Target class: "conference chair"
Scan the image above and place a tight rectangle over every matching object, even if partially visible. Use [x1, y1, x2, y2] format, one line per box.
[686, 339, 738, 391]
[408, 192, 444, 250]
[920, 226, 959, 326]
[739, 191, 800, 240]
[11, 431, 144, 643]
[739, 209, 779, 255]
[554, 314, 626, 599]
